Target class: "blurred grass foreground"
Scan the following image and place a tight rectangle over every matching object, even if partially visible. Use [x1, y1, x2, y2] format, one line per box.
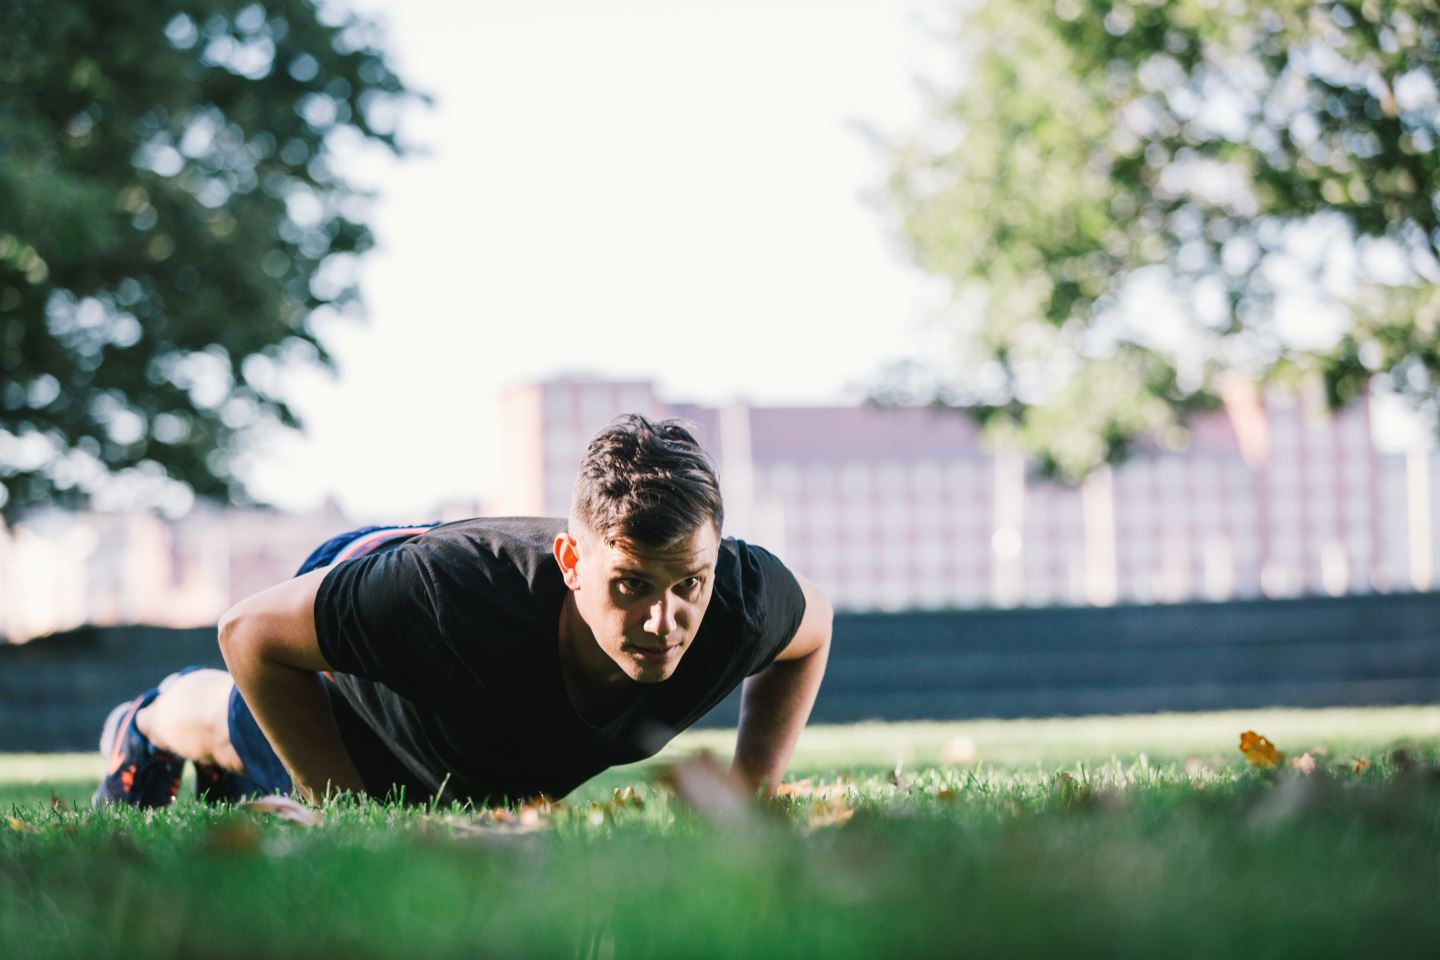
[5, 707, 1439, 959]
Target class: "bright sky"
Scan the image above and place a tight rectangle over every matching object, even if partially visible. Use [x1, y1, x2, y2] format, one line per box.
[244, 0, 954, 521]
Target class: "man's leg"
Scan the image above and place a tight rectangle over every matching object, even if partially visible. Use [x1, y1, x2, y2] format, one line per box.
[94, 668, 268, 808]
[134, 669, 244, 774]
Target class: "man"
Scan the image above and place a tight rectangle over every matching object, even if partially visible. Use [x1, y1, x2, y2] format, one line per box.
[94, 415, 832, 808]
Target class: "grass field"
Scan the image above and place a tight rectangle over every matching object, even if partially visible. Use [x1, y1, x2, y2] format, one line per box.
[5, 706, 1440, 958]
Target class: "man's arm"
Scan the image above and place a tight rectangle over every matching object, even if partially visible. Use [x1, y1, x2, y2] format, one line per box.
[217, 565, 366, 804]
[730, 573, 833, 795]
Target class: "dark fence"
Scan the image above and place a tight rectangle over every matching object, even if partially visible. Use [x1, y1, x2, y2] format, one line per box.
[3, 592, 1440, 751]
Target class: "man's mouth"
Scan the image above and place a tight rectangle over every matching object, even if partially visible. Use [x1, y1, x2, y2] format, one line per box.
[627, 643, 679, 662]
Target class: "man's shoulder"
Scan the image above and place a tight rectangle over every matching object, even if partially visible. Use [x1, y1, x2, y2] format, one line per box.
[418, 516, 568, 555]
[709, 536, 802, 624]
[401, 516, 568, 613]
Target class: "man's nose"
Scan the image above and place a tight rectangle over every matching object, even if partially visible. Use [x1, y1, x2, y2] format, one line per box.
[644, 597, 678, 637]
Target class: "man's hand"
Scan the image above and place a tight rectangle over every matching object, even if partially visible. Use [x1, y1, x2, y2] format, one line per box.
[731, 574, 832, 795]
[218, 566, 366, 805]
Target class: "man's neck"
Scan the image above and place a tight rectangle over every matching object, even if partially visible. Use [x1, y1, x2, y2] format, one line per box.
[557, 593, 642, 725]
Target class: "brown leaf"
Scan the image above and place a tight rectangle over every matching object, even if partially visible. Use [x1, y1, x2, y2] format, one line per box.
[1351, 757, 1371, 775]
[805, 798, 855, 831]
[936, 788, 958, 804]
[49, 794, 72, 814]
[656, 751, 759, 826]
[612, 786, 644, 809]
[7, 816, 35, 833]
[776, 779, 852, 802]
[1239, 730, 1285, 769]
[239, 795, 323, 827]
[207, 820, 263, 854]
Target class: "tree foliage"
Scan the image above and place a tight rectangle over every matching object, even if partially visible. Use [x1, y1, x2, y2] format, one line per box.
[0, 0, 422, 518]
[886, 0, 1440, 479]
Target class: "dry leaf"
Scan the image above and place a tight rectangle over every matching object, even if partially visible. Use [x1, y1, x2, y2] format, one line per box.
[239, 795, 323, 827]
[936, 788, 958, 804]
[49, 794, 72, 813]
[805, 799, 855, 831]
[656, 751, 758, 826]
[7, 816, 34, 832]
[776, 779, 852, 802]
[612, 786, 643, 809]
[1289, 753, 1317, 776]
[1239, 730, 1285, 769]
[207, 820, 262, 854]
[1352, 757, 1371, 775]
[888, 765, 910, 791]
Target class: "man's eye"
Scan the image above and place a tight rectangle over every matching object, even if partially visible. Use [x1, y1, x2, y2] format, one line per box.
[616, 578, 648, 595]
[681, 577, 702, 591]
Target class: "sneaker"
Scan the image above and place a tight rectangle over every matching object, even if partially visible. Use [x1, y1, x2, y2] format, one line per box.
[193, 762, 261, 804]
[92, 688, 184, 809]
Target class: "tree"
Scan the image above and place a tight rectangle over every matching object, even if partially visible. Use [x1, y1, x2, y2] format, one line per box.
[0, 0, 424, 519]
[884, 0, 1440, 480]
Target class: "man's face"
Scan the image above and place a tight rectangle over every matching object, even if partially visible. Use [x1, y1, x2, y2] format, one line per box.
[561, 522, 720, 683]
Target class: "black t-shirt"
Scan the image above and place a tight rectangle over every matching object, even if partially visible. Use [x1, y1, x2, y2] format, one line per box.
[312, 516, 807, 805]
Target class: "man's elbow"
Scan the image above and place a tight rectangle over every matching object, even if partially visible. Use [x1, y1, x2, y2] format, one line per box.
[217, 602, 247, 664]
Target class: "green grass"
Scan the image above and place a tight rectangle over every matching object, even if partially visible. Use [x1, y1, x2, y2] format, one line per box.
[5, 706, 1440, 958]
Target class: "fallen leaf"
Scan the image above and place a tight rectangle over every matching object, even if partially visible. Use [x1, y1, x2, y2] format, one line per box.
[1289, 753, 1317, 776]
[805, 799, 855, 831]
[207, 820, 263, 854]
[1352, 757, 1371, 775]
[776, 779, 852, 801]
[239, 795, 323, 828]
[656, 751, 759, 826]
[888, 765, 910, 791]
[612, 786, 643, 809]
[7, 817, 34, 832]
[49, 794, 72, 813]
[1239, 730, 1285, 769]
[936, 788, 958, 804]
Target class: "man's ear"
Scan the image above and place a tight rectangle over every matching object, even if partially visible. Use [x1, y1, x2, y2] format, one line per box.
[554, 532, 581, 589]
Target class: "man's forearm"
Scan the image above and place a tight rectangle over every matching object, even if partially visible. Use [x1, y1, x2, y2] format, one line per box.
[731, 644, 829, 794]
[220, 621, 365, 804]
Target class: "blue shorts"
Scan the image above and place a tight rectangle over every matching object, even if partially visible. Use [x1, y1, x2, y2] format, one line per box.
[225, 523, 438, 795]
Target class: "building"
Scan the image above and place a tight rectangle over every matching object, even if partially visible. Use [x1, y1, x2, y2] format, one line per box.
[1, 375, 1433, 642]
[497, 376, 1430, 612]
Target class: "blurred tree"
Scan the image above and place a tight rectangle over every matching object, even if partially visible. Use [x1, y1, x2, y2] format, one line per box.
[0, 0, 423, 518]
[885, 0, 1439, 480]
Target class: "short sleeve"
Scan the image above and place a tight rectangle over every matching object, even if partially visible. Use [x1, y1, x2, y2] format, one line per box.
[738, 542, 808, 676]
[313, 543, 445, 692]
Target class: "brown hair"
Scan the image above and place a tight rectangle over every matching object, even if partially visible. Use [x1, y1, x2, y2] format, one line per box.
[570, 414, 724, 547]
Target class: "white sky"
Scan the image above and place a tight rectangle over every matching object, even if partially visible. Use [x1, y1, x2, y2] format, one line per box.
[244, 0, 955, 521]
[239, 0, 1430, 523]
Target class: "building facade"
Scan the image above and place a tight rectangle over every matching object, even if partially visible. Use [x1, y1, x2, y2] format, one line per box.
[497, 377, 1430, 612]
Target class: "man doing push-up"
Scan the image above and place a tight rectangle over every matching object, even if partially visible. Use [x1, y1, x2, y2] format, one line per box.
[93, 414, 832, 807]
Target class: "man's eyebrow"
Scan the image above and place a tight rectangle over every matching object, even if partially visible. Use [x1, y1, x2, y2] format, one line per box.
[614, 565, 711, 579]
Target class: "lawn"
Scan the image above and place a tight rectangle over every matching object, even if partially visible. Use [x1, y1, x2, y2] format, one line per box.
[4, 706, 1439, 959]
